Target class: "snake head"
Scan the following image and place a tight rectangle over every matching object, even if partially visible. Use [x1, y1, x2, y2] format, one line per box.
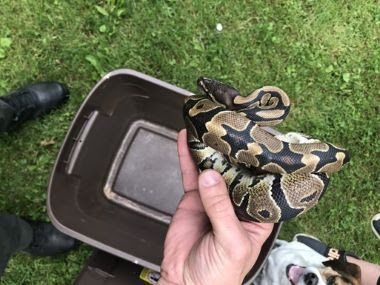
[197, 77, 240, 110]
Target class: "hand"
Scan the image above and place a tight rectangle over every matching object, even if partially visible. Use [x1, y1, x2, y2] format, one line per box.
[158, 129, 274, 285]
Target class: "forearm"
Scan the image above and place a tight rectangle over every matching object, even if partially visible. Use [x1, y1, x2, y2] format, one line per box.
[347, 256, 380, 285]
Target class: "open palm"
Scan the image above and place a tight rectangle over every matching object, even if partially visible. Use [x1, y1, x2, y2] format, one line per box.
[158, 130, 273, 285]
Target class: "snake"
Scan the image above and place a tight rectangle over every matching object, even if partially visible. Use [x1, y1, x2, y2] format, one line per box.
[183, 77, 350, 223]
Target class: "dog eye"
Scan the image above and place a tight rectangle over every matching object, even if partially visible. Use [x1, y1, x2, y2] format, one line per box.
[326, 276, 336, 285]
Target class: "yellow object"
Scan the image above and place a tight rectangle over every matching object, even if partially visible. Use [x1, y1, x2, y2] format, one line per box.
[139, 267, 161, 284]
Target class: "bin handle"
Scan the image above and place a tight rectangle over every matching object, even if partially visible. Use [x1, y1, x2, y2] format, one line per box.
[64, 111, 99, 174]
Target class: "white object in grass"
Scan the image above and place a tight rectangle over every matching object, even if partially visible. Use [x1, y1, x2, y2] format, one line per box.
[216, 23, 223, 31]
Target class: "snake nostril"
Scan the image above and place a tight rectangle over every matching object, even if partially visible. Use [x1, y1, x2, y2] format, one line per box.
[304, 272, 318, 285]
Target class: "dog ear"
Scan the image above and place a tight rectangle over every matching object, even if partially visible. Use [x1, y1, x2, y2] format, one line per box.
[322, 260, 361, 283]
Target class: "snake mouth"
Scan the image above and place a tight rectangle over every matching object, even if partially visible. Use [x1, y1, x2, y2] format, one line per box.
[196, 77, 240, 110]
[286, 264, 305, 285]
[197, 77, 211, 93]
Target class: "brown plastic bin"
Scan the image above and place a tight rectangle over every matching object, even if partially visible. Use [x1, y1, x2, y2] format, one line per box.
[47, 69, 282, 284]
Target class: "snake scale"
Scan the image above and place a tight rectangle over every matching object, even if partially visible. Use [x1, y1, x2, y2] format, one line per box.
[183, 77, 349, 223]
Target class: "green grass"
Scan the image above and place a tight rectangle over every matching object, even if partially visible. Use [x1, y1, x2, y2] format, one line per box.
[0, 0, 379, 283]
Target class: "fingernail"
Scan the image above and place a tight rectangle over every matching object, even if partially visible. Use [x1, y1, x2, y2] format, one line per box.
[200, 171, 220, 187]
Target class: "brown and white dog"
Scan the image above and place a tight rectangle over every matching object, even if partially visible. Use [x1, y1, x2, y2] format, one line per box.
[254, 239, 361, 285]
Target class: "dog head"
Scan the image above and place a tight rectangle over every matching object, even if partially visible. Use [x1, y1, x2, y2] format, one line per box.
[286, 259, 361, 285]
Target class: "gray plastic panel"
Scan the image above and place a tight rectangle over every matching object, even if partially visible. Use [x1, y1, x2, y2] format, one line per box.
[104, 120, 182, 224]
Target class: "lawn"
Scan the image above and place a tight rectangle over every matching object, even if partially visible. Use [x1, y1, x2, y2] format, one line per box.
[0, 0, 379, 284]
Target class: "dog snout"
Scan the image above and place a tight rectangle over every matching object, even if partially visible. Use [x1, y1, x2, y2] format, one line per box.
[304, 272, 318, 285]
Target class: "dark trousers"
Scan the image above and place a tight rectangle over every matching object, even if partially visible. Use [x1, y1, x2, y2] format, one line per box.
[0, 99, 14, 133]
[0, 214, 33, 276]
[0, 102, 31, 276]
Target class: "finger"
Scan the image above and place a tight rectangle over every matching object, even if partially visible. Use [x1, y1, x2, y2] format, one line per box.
[177, 129, 199, 192]
[177, 189, 205, 213]
[198, 170, 244, 240]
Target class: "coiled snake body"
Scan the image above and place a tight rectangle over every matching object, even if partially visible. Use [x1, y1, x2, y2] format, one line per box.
[183, 77, 349, 222]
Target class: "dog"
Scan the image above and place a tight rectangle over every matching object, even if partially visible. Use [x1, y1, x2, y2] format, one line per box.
[253, 238, 361, 285]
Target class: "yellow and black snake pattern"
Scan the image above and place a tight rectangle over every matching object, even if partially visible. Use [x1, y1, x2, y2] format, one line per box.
[183, 77, 349, 222]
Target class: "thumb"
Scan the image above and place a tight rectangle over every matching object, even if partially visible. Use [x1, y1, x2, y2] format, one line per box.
[198, 170, 244, 240]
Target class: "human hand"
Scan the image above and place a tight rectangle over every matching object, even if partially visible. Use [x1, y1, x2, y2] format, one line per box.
[158, 129, 274, 285]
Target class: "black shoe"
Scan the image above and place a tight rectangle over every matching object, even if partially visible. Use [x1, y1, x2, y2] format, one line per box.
[0, 82, 69, 131]
[293, 233, 359, 262]
[371, 213, 380, 240]
[23, 221, 79, 256]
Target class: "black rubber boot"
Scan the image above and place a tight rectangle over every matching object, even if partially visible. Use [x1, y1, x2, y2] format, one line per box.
[22, 221, 79, 257]
[0, 99, 15, 133]
[372, 213, 380, 240]
[0, 82, 69, 132]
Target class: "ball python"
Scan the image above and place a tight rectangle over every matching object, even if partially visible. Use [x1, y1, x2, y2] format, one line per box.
[183, 77, 350, 223]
